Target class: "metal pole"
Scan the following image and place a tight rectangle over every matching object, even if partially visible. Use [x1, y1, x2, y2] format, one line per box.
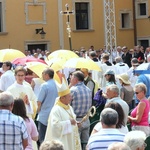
[69, 37, 72, 51]
[66, 21, 72, 50]
[60, 4, 74, 51]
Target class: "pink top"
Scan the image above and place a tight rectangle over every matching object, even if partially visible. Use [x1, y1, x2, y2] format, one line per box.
[25, 118, 39, 150]
[131, 99, 149, 126]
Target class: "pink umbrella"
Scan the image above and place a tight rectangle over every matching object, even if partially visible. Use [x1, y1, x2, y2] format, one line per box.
[12, 56, 47, 65]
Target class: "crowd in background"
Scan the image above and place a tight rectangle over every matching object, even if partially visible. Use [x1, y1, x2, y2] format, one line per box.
[0, 44, 150, 150]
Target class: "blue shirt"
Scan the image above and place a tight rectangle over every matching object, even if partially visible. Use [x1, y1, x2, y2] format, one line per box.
[0, 109, 28, 150]
[37, 79, 58, 125]
[70, 82, 92, 117]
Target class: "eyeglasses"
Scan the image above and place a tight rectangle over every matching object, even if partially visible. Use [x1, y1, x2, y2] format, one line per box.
[133, 65, 139, 67]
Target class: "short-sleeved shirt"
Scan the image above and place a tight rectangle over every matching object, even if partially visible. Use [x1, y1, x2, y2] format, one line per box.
[32, 78, 44, 98]
[0, 109, 28, 150]
[120, 86, 134, 104]
[70, 82, 92, 117]
[87, 128, 125, 150]
[37, 79, 58, 125]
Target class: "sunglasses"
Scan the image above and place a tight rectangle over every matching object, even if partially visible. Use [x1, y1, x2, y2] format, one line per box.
[133, 65, 139, 67]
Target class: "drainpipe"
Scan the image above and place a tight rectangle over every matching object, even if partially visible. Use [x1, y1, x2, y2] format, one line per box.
[133, 0, 137, 46]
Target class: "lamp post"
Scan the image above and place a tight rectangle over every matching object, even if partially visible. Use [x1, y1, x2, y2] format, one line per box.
[60, 4, 74, 50]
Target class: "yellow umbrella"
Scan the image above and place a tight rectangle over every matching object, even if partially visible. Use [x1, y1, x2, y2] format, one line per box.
[64, 58, 102, 71]
[25, 62, 60, 82]
[48, 49, 79, 60]
[0, 49, 26, 62]
[47, 58, 66, 71]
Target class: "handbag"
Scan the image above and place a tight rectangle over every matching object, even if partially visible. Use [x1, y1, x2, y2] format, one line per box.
[93, 89, 107, 107]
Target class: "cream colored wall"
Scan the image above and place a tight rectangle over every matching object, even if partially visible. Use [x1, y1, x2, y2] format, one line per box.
[136, 19, 150, 37]
[0, 0, 26, 50]
[136, 0, 150, 38]
[115, 0, 135, 49]
[0, 0, 60, 52]
[61, 0, 105, 51]
[0, 0, 149, 53]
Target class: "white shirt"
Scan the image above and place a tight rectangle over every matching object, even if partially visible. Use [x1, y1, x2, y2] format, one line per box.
[94, 121, 128, 134]
[0, 70, 15, 91]
[99, 63, 115, 89]
[107, 96, 129, 124]
[127, 67, 138, 88]
[115, 62, 129, 75]
[7, 81, 37, 117]
[91, 61, 102, 87]
[32, 78, 45, 98]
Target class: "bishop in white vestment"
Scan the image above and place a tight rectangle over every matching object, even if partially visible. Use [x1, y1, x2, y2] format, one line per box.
[45, 79, 81, 150]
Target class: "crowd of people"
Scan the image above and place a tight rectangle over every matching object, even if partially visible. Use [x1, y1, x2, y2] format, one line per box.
[0, 45, 150, 150]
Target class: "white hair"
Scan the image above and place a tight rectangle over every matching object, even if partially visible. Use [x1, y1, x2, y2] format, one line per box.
[107, 84, 119, 95]
[124, 131, 146, 150]
[0, 91, 14, 106]
[40, 140, 64, 150]
[115, 56, 123, 63]
[108, 142, 131, 150]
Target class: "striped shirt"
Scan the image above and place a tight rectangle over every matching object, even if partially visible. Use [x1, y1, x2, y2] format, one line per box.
[70, 82, 92, 117]
[0, 109, 28, 150]
[87, 128, 125, 150]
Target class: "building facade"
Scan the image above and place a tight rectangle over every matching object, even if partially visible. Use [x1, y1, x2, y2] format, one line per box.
[0, 0, 149, 53]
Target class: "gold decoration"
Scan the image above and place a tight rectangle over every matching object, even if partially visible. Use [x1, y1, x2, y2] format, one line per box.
[80, 106, 96, 124]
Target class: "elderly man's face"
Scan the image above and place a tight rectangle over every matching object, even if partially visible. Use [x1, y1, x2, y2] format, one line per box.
[117, 48, 121, 52]
[70, 75, 77, 86]
[63, 93, 72, 105]
[106, 88, 116, 99]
